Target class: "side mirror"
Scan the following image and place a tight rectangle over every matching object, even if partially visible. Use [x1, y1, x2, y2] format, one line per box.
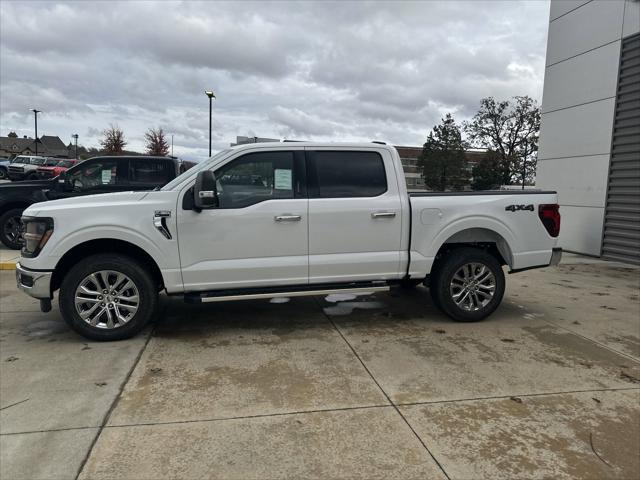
[57, 172, 71, 191]
[193, 170, 219, 210]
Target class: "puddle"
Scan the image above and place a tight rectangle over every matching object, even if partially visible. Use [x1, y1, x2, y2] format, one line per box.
[323, 301, 384, 316]
[325, 292, 375, 303]
[24, 320, 67, 337]
[269, 297, 290, 304]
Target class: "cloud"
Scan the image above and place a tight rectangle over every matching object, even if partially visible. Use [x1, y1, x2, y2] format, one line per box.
[0, 0, 549, 160]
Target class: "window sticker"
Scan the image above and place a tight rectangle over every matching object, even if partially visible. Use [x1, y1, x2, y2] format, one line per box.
[101, 169, 112, 184]
[274, 169, 292, 190]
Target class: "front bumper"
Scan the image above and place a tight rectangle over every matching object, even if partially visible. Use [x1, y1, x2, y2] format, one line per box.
[15, 262, 53, 299]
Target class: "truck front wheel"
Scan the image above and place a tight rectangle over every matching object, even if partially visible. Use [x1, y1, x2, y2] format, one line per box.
[431, 247, 505, 322]
[59, 254, 158, 341]
[0, 208, 25, 250]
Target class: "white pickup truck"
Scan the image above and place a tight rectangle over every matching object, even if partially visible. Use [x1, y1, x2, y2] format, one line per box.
[16, 143, 561, 340]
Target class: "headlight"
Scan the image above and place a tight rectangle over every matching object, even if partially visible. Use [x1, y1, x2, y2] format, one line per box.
[21, 217, 54, 258]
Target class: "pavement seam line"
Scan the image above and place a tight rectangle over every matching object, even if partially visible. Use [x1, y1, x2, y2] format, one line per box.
[395, 386, 640, 408]
[4, 386, 639, 437]
[73, 320, 157, 480]
[541, 317, 640, 364]
[315, 298, 452, 480]
[0, 405, 393, 436]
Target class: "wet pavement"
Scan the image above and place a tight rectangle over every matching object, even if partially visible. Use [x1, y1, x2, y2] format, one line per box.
[1, 254, 639, 479]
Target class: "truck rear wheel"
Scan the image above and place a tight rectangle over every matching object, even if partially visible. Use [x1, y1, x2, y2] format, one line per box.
[431, 247, 505, 322]
[59, 254, 158, 341]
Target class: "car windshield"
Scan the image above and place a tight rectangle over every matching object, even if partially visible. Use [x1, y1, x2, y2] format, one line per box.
[14, 157, 30, 164]
[161, 149, 233, 191]
[31, 158, 46, 165]
[44, 159, 59, 166]
[57, 160, 74, 168]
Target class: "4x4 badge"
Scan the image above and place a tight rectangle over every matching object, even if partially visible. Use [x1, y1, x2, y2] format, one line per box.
[505, 204, 534, 212]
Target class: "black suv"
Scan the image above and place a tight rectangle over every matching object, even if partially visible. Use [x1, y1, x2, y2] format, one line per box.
[0, 155, 190, 249]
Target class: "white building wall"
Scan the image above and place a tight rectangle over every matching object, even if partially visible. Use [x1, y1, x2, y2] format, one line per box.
[536, 0, 639, 255]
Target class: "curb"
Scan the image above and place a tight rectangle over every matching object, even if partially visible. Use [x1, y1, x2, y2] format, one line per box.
[0, 262, 17, 270]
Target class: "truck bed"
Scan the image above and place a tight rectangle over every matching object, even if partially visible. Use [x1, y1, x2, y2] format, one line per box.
[406, 190, 560, 277]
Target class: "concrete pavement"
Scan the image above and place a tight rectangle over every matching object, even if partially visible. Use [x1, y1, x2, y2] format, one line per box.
[1, 254, 638, 479]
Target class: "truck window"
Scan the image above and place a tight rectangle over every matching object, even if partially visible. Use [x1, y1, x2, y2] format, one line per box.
[214, 151, 295, 208]
[311, 151, 387, 198]
[130, 159, 174, 185]
[67, 159, 119, 190]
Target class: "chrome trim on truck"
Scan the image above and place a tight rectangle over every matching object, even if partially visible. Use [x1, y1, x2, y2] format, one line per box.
[15, 262, 53, 299]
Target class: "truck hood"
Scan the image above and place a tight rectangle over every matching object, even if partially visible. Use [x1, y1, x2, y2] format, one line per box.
[25, 191, 149, 216]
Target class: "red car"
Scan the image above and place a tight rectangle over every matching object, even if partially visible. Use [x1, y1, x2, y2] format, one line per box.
[37, 159, 79, 178]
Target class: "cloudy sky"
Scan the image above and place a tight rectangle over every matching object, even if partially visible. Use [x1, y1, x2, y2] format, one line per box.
[0, 1, 549, 160]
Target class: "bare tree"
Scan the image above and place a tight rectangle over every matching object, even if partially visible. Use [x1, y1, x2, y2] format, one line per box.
[144, 127, 170, 156]
[464, 96, 540, 187]
[100, 124, 127, 154]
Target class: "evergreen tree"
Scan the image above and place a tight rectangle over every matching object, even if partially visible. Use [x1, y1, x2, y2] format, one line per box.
[418, 114, 469, 191]
[471, 150, 503, 190]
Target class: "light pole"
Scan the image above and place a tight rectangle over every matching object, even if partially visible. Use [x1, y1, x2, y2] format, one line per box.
[72, 134, 79, 159]
[31, 109, 41, 155]
[205, 90, 216, 157]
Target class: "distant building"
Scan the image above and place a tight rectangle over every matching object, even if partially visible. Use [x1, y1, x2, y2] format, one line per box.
[536, 0, 639, 264]
[394, 146, 488, 191]
[0, 134, 79, 159]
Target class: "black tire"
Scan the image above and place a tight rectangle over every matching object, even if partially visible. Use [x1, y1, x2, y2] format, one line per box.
[0, 168, 7, 180]
[59, 254, 158, 341]
[431, 247, 505, 322]
[0, 208, 25, 250]
[26, 172, 39, 180]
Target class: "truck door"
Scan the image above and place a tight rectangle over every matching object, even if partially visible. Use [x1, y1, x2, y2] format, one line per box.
[177, 149, 309, 291]
[307, 148, 403, 283]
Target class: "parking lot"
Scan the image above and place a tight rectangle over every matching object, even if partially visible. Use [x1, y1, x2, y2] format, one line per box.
[1, 253, 639, 480]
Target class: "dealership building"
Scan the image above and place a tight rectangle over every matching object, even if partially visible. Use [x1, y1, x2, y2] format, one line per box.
[536, 0, 640, 264]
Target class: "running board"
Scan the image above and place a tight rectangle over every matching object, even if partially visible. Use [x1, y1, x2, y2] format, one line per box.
[184, 282, 390, 304]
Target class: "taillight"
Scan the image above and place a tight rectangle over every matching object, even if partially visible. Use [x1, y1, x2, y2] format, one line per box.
[539, 204, 560, 237]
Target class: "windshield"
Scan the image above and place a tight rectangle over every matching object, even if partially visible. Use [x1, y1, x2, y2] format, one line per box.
[57, 160, 74, 168]
[31, 158, 46, 165]
[44, 158, 59, 166]
[161, 149, 233, 191]
[14, 156, 30, 164]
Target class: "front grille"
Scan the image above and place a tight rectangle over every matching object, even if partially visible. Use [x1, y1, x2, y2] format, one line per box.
[9, 165, 24, 173]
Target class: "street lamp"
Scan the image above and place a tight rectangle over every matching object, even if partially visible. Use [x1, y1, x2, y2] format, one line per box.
[31, 109, 41, 155]
[72, 134, 79, 159]
[205, 90, 216, 157]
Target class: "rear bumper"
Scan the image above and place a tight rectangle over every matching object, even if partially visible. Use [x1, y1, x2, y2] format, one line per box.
[509, 248, 562, 274]
[15, 263, 53, 299]
[549, 247, 562, 267]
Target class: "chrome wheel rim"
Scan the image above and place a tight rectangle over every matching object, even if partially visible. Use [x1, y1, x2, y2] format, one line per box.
[4, 215, 22, 244]
[449, 262, 496, 312]
[75, 270, 139, 329]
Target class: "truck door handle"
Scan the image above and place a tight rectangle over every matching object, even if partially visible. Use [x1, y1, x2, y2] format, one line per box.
[274, 215, 302, 222]
[371, 211, 396, 218]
